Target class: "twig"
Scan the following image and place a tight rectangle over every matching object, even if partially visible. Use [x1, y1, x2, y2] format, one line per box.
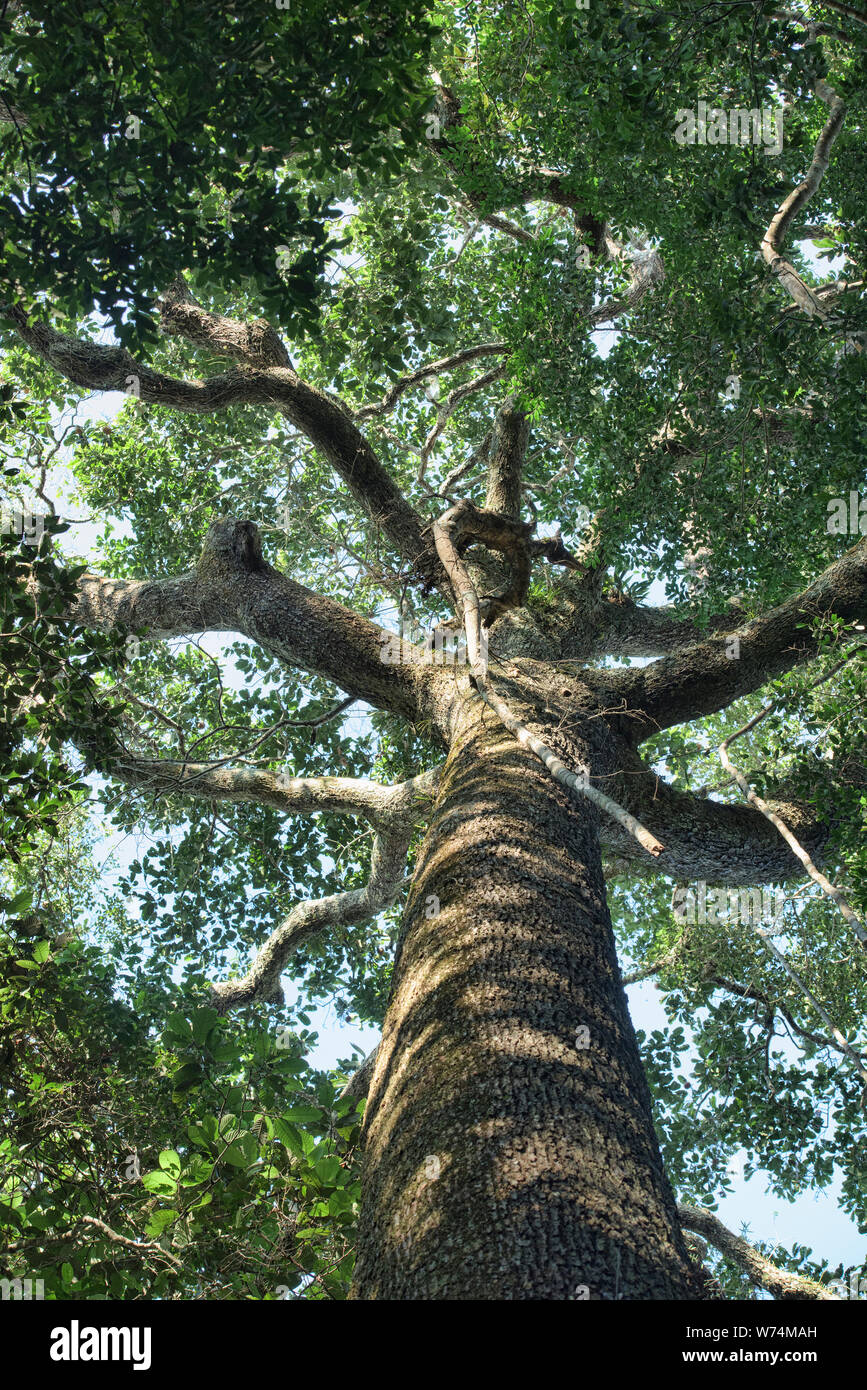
[76, 1215, 184, 1272]
[741, 919, 867, 1086]
[355, 343, 509, 421]
[719, 655, 867, 949]
[418, 364, 508, 481]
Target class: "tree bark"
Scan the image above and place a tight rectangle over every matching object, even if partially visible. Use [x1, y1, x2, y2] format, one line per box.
[351, 702, 702, 1300]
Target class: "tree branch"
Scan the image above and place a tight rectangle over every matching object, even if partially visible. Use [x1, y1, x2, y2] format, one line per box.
[558, 592, 747, 662]
[428, 83, 607, 247]
[760, 79, 848, 319]
[417, 363, 509, 480]
[4, 303, 443, 591]
[356, 342, 510, 421]
[676, 1205, 841, 1300]
[338, 1043, 380, 1106]
[802, 0, 867, 26]
[587, 236, 666, 327]
[593, 536, 867, 737]
[209, 768, 440, 1012]
[720, 682, 867, 948]
[72, 518, 426, 720]
[596, 754, 835, 884]
[75, 1215, 184, 1272]
[157, 275, 293, 367]
[484, 399, 529, 519]
[708, 974, 866, 1074]
[432, 504, 665, 856]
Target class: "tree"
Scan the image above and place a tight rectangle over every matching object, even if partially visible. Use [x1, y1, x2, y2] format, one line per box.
[1, 0, 866, 1300]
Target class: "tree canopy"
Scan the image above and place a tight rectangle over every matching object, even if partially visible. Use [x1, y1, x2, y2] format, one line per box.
[1, 0, 866, 1308]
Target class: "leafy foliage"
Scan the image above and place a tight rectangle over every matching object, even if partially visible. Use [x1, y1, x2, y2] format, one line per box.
[1, 0, 866, 1299]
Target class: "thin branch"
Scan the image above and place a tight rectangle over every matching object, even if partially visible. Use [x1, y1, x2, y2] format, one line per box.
[355, 343, 510, 421]
[75, 1215, 184, 1272]
[418, 363, 508, 480]
[428, 426, 493, 499]
[622, 919, 693, 985]
[721, 899, 867, 1085]
[210, 767, 441, 1012]
[719, 661, 867, 949]
[707, 973, 862, 1067]
[338, 1044, 379, 1105]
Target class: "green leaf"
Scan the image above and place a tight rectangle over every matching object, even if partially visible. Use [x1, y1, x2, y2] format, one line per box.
[145, 1208, 179, 1238]
[142, 1171, 178, 1196]
[171, 1062, 202, 1093]
[282, 1104, 322, 1124]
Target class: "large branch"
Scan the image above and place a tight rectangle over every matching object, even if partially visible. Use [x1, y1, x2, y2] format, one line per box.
[596, 755, 835, 884]
[77, 703, 443, 1015]
[593, 536, 867, 737]
[587, 235, 666, 328]
[760, 79, 848, 319]
[73, 519, 426, 720]
[555, 590, 746, 662]
[157, 275, 293, 367]
[769, 6, 864, 40]
[677, 1205, 840, 1301]
[101, 756, 410, 824]
[4, 302, 443, 591]
[209, 767, 440, 1012]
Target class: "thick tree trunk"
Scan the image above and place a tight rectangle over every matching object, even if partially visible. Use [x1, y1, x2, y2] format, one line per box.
[351, 704, 701, 1300]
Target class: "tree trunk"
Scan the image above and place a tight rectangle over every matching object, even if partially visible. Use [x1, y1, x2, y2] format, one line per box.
[351, 703, 701, 1300]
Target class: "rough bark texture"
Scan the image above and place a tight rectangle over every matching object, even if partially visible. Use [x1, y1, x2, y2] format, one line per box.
[74, 519, 425, 720]
[351, 699, 703, 1300]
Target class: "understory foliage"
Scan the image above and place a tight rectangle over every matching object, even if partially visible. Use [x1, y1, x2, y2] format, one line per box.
[1, 0, 866, 1298]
